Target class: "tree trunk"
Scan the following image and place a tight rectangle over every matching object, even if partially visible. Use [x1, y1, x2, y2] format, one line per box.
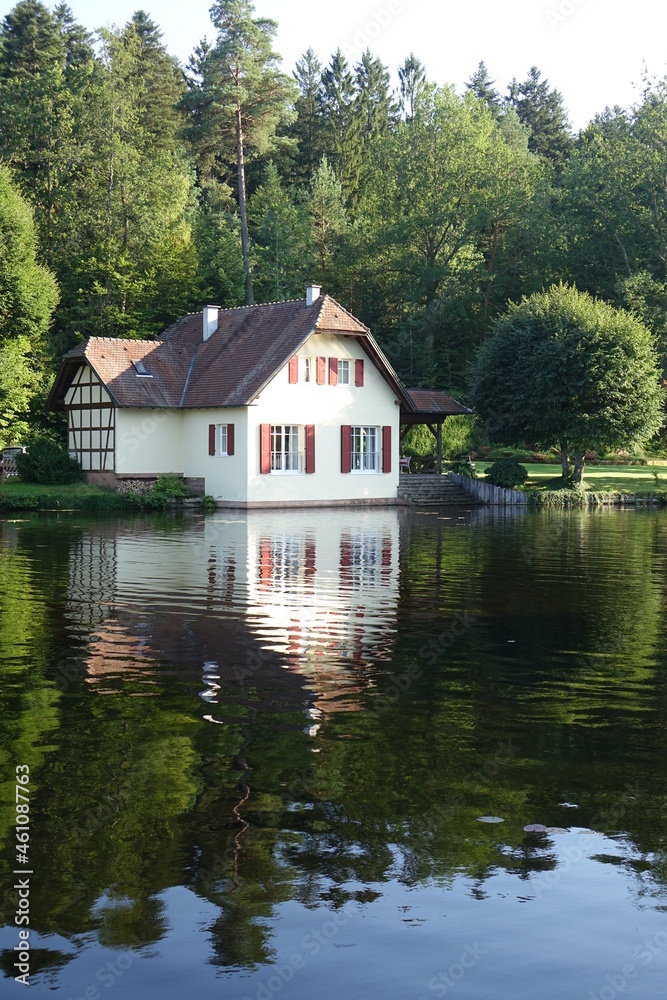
[573, 452, 586, 484]
[560, 442, 570, 480]
[235, 107, 254, 305]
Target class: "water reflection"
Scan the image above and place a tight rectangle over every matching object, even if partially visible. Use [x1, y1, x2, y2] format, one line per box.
[1, 508, 667, 999]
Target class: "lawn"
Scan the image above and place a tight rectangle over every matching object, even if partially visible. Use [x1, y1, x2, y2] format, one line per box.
[475, 463, 667, 493]
[0, 479, 127, 512]
[0, 480, 109, 499]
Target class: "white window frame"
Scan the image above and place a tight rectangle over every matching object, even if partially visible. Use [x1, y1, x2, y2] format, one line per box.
[218, 424, 228, 456]
[338, 359, 351, 385]
[300, 357, 314, 383]
[271, 424, 302, 474]
[351, 426, 380, 473]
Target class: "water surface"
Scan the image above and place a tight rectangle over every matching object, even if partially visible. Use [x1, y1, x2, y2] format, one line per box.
[0, 507, 666, 999]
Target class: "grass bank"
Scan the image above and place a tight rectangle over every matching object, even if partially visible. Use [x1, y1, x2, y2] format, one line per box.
[475, 462, 667, 494]
[0, 481, 203, 513]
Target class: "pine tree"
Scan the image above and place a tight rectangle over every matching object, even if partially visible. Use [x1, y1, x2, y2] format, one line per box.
[466, 61, 500, 116]
[398, 53, 426, 122]
[507, 66, 572, 172]
[319, 49, 362, 206]
[354, 50, 397, 144]
[182, 0, 296, 304]
[290, 47, 323, 182]
[305, 156, 347, 278]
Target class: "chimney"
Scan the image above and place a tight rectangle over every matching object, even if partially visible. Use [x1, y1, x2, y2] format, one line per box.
[203, 305, 219, 341]
[306, 285, 321, 307]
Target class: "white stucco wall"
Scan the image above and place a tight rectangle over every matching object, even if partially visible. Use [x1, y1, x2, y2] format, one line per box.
[115, 408, 184, 475]
[181, 408, 248, 501]
[246, 332, 401, 504]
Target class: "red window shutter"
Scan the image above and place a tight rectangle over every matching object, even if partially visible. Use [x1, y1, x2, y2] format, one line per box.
[209, 424, 216, 456]
[382, 425, 392, 473]
[227, 423, 234, 456]
[289, 356, 299, 384]
[341, 425, 352, 473]
[355, 359, 364, 387]
[317, 357, 326, 385]
[305, 424, 315, 473]
[329, 357, 338, 385]
[260, 424, 271, 474]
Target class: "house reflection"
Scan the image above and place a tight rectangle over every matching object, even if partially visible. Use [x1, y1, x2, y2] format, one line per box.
[65, 511, 400, 708]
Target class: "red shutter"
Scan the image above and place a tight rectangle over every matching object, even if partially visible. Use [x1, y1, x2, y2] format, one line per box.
[382, 425, 392, 473]
[289, 356, 299, 384]
[341, 425, 352, 473]
[227, 423, 234, 456]
[317, 357, 326, 385]
[260, 424, 271, 474]
[355, 359, 364, 387]
[305, 424, 315, 473]
[209, 424, 216, 456]
[329, 357, 338, 385]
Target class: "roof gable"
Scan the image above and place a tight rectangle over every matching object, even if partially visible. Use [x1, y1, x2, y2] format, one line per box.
[47, 295, 412, 411]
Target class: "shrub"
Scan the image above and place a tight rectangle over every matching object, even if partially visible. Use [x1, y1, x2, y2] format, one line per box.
[152, 474, 190, 500]
[485, 458, 528, 489]
[15, 436, 81, 485]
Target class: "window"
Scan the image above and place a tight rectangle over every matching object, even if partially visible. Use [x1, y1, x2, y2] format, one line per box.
[271, 425, 301, 473]
[132, 359, 152, 377]
[351, 426, 379, 473]
[300, 357, 314, 382]
[338, 359, 350, 385]
[219, 424, 228, 455]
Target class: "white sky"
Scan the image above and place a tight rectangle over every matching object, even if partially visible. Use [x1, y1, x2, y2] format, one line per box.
[2, 0, 665, 130]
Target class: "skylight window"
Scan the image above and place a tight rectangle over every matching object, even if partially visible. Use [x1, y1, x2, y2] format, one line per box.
[132, 360, 153, 377]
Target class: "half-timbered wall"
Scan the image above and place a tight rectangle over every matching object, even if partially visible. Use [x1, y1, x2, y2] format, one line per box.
[64, 365, 115, 471]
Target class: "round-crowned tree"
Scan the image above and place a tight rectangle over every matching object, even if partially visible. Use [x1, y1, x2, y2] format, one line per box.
[469, 284, 664, 482]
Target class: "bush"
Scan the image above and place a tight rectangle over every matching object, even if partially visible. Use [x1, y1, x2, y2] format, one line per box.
[15, 436, 81, 485]
[485, 458, 528, 489]
[152, 474, 190, 500]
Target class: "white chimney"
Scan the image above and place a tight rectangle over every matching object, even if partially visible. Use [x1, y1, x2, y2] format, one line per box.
[306, 285, 321, 307]
[203, 305, 219, 341]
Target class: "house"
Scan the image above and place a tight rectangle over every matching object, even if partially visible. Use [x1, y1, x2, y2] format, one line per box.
[47, 286, 469, 507]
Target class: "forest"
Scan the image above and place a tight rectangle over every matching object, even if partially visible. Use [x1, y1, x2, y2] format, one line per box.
[2, 0, 667, 445]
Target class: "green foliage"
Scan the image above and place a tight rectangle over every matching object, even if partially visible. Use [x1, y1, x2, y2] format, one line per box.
[484, 458, 528, 488]
[152, 474, 190, 500]
[15, 434, 81, 484]
[402, 417, 481, 461]
[470, 284, 665, 482]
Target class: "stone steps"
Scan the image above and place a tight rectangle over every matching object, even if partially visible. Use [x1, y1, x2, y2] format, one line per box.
[398, 474, 477, 506]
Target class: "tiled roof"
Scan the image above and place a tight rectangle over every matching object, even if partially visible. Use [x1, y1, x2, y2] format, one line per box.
[405, 389, 472, 416]
[48, 295, 410, 411]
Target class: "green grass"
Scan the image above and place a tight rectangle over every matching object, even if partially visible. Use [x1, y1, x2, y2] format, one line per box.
[0, 480, 140, 512]
[475, 462, 667, 493]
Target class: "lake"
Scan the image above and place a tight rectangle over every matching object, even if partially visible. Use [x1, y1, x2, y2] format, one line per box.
[1, 506, 666, 999]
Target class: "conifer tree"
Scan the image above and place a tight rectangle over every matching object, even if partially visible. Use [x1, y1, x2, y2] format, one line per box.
[507, 66, 572, 172]
[183, 0, 296, 304]
[290, 47, 323, 181]
[466, 61, 500, 116]
[398, 53, 426, 121]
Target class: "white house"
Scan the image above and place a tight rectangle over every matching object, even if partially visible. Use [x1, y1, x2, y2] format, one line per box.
[48, 287, 469, 507]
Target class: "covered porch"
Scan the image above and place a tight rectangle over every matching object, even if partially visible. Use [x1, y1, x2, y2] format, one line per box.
[400, 389, 472, 475]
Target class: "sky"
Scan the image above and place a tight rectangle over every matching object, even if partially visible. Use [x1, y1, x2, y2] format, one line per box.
[2, 0, 666, 130]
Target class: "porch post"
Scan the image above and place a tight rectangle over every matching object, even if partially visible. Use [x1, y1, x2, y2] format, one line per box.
[436, 420, 443, 475]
